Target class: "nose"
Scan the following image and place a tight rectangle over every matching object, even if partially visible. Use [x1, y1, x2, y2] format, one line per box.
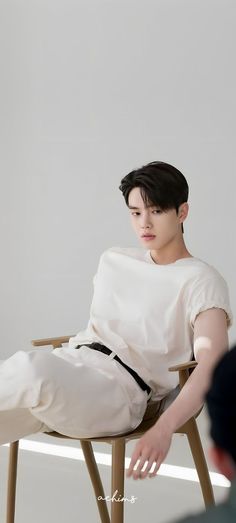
[141, 219, 152, 229]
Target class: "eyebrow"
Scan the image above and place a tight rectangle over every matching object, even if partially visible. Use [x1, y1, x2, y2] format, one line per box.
[128, 204, 156, 210]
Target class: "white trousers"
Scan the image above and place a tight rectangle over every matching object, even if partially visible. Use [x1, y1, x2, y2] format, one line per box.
[0, 345, 149, 445]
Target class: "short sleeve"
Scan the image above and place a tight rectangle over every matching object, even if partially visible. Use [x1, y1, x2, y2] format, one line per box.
[92, 249, 107, 287]
[93, 272, 98, 286]
[189, 272, 233, 330]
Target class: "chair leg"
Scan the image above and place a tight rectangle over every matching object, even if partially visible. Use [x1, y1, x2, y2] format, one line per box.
[185, 418, 215, 507]
[6, 441, 19, 523]
[80, 440, 110, 523]
[111, 439, 126, 523]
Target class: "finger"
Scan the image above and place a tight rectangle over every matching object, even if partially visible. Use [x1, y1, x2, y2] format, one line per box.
[132, 450, 151, 479]
[126, 446, 143, 477]
[139, 452, 158, 479]
[127, 450, 149, 479]
[139, 453, 158, 479]
[132, 457, 149, 480]
[148, 459, 162, 478]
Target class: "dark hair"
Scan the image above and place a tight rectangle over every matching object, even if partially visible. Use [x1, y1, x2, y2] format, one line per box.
[206, 345, 236, 464]
[119, 161, 189, 232]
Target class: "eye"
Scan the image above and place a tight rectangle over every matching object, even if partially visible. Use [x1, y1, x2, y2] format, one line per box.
[152, 209, 162, 214]
[131, 212, 140, 216]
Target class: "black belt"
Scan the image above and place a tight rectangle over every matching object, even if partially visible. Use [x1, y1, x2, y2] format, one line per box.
[76, 342, 151, 395]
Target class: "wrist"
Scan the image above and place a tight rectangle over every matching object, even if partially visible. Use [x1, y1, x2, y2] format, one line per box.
[154, 412, 175, 436]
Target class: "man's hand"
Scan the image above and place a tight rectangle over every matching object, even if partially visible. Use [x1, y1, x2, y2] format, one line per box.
[126, 421, 172, 480]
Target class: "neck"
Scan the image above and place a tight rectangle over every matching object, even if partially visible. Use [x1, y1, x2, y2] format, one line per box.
[150, 239, 192, 265]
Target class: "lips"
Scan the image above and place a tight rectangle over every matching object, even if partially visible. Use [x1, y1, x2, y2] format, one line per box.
[142, 235, 155, 238]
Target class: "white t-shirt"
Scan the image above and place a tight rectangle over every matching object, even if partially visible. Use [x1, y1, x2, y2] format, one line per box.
[69, 246, 233, 401]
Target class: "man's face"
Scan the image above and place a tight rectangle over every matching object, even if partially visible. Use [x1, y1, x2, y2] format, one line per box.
[128, 187, 184, 250]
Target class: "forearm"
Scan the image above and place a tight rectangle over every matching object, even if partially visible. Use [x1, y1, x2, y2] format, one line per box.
[156, 354, 223, 434]
[157, 368, 207, 434]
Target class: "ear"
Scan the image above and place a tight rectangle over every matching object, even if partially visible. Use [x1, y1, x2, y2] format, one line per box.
[209, 445, 236, 481]
[178, 202, 189, 224]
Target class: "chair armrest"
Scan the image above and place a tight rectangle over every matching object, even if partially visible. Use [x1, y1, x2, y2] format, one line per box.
[169, 360, 198, 389]
[168, 360, 203, 418]
[31, 335, 75, 349]
[169, 361, 197, 372]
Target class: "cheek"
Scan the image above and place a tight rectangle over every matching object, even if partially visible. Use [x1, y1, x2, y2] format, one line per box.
[130, 219, 139, 231]
[160, 219, 177, 238]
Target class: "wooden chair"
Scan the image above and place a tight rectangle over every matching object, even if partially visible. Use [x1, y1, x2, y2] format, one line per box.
[6, 336, 215, 523]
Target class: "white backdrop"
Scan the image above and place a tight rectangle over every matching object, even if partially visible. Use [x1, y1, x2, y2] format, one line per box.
[0, 0, 235, 358]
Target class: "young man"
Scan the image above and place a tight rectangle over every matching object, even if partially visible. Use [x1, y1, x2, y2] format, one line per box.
[0, 162, 232, 482]
[173, 344, 236, 523]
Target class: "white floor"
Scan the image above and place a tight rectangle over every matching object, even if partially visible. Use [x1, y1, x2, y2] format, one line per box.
[0, 407, 229, 523]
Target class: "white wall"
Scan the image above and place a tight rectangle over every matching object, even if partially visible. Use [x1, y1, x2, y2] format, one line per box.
[0, 0, 235, 358]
